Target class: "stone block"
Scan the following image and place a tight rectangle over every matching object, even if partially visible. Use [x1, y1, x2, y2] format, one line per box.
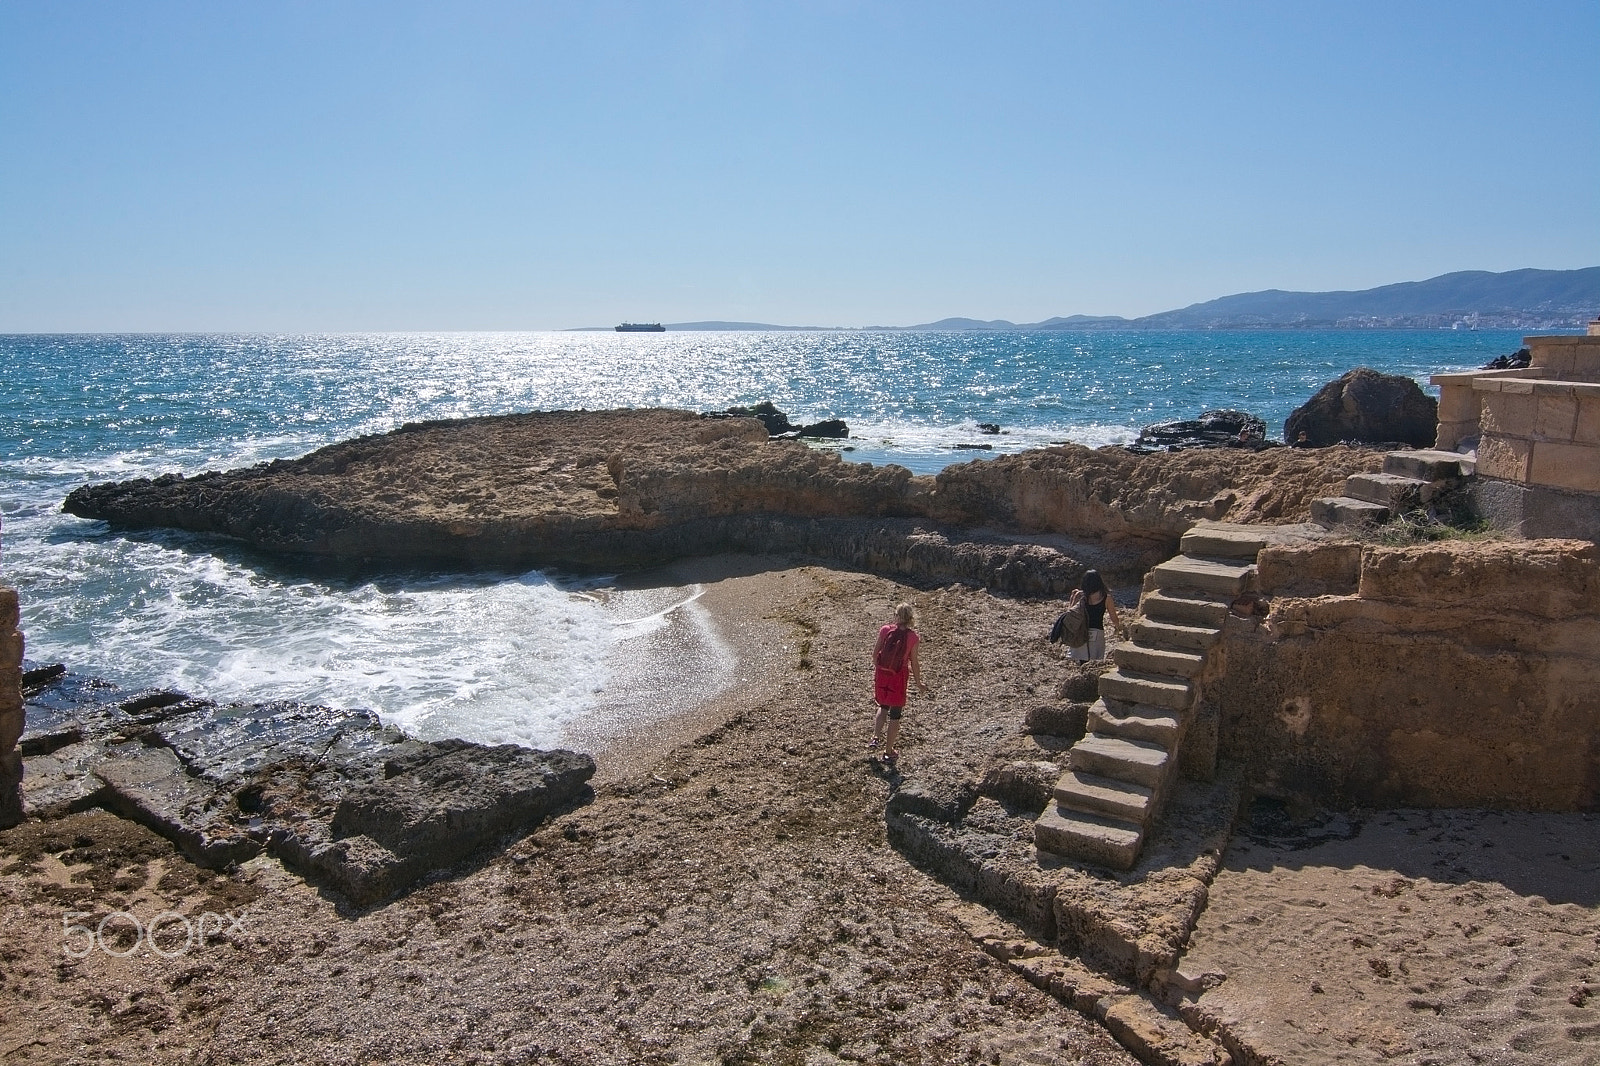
[1384, 448, 1474, 479]
[1477, 434, 1532, 482]
[1480, 391, 1537, 436]
[1577, 394, 1600, 446]
[1472, 478, 1600, 539]
[0, 629, 22, 669]
[0, 749, 21, 829]
[1535, 387, 1579, 441]
[0, 702, 21, 754]
[1572, 343, 1600, 381]
[1436, 383, 1479, 423]
[1258, 541, 1361, 596]
[1435, 419, 1476, 451]
[1530, 339, 1577, 378]
[1529, 440, 1600, 493]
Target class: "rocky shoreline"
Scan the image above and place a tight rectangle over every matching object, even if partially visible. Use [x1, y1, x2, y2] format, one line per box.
[62, 407, 1384, 582]
[6, 408, 1594, 1065]
[6, 560, 1593, 1065]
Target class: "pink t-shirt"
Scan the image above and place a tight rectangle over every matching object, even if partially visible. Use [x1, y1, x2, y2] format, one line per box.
[873, 624, 920, 707]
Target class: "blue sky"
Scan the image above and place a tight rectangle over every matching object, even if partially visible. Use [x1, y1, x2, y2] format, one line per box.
[1, 1, 1595, 330]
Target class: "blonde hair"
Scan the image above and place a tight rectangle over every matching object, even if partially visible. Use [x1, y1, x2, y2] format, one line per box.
[894, 602, 917, 628]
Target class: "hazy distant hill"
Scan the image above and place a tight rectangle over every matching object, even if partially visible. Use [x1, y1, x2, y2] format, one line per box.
[585, 267, 1600, 331]
[901, 267, 1599, 330]
[1130, 267, 1600, 330]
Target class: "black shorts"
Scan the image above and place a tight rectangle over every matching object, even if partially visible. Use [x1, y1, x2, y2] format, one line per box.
[880, 704, 904, 720]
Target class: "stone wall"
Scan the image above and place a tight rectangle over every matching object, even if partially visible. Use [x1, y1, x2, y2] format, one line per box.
[1209, 538, 1600, 811]
[1, 517, 23, 827]
[1434, 334, 1600, 464]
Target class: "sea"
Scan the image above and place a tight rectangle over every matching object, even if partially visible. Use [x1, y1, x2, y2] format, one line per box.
[0, 329, 1527, 748]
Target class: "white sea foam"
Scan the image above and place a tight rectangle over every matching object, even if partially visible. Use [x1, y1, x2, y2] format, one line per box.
[818, 417, 1139, 474]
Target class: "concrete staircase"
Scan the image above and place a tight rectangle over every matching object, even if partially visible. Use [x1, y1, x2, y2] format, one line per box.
[1034, 524, 1272, 870]
[1310, 448, 1475, 528]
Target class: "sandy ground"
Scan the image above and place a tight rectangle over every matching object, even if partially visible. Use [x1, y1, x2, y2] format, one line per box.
[1181, 805, 1600, 1065]
[0, 559, 1137, 1066]
[2, 557, 1596, 1065]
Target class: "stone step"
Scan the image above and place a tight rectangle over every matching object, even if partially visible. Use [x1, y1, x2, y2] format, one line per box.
[1088, 698, 1183, 746]
[1069, 733, 1171, 789]
[1311, 496, 1389, 528]
[1178, 523, 1273, 560]
[1344, 471, 1432, 508]
[1138, 590, 1231, 629]
[1384, 448, 1475, 481]
[1034, 805, 1143, 870]
[1130, 617, 1221, 653]
[1111, 641, 1205, 680]
[1052, 769, 1155, 824]
[1148, 556, 1255, 598]
[1098, 667, 1193, 712]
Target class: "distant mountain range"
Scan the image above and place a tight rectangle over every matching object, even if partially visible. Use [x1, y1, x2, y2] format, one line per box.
[591, 267, 1600, 331]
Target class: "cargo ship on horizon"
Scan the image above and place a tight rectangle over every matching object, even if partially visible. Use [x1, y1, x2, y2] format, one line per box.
[615, 322, 666, 332]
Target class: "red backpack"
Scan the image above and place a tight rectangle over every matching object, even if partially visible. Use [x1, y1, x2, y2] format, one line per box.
[876, 626, 910, 671]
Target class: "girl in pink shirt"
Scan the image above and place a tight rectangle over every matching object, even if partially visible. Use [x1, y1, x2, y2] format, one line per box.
[869, 603, 930, 766]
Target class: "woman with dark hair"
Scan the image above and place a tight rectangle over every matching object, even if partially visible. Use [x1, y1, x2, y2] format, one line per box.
[1066, 570, 1122, 661]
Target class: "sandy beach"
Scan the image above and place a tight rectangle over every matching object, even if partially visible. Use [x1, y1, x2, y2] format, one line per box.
[3, 556, 1596, 1065]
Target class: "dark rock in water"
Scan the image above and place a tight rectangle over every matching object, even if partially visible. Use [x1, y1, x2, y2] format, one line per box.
[1284, 367, 1438, 448]
[722, 400, 792, 436]
[1134, 409, 1268, 452]
[953, 442, 993, 450]
[977, 423, 1001, 435]
[21, 663, 65, 695]
[17, 671, 594, 905]
[1481, 347, 1532, 371]
[796, 418, 848, 439]
[719, 402, 848, 440]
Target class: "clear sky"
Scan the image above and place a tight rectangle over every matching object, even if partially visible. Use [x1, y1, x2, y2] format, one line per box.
[1, 1, 1595, 330]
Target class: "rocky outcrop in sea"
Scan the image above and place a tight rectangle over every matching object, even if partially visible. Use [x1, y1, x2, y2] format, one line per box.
[1283, 367, 1438, 448]
[62, 408, 1386, 583]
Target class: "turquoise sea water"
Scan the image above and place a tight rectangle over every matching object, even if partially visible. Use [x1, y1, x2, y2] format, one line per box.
[0, 329, 1526, 746]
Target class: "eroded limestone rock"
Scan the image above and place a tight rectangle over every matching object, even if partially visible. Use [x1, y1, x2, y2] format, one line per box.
[18, 674, 594, 905]
[63, 408, 1386, 579]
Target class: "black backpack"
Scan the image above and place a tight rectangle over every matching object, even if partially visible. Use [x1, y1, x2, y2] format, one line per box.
[1049, 604, 1088, 647]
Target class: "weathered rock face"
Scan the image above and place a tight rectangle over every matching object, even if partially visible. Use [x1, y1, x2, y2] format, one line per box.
[1283, 367, 1438, 447]
[0, 556, 22, 828]
[20, 677, 595, 905]
[1212, 539, 1600, 810]
[923, 443, 1384, 542]
[64, 408, 1388, 580]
